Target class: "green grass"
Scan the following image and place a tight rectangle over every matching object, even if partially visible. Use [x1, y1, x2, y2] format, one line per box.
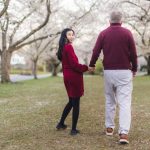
[0, 75, 150, 150]
[10, 68, 48, 75]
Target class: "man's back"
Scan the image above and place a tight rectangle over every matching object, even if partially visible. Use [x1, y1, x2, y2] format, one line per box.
[90, 23, 137, 72]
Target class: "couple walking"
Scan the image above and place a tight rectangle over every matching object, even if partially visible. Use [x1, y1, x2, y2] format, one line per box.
[56, 11, 137, 144]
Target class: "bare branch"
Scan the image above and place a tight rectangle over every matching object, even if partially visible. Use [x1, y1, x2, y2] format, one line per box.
[34, 38, 43, 51]
[5, 11, 9, 32]
[121, 1, 148, 14]
[126, 22, 142, 36]
[0, 0, 10, 17]
[122, 0, 150, 49]
[38, 35, 57, 56]
[9, 10, 35, 45]
[10, 0, 51, 50]
[70, 1, 97, 28]
[10, 32, 61, 51]
[141, 25, 147, 46]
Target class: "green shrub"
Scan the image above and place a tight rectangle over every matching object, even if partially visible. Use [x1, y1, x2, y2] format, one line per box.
[95, 60, 103, 75]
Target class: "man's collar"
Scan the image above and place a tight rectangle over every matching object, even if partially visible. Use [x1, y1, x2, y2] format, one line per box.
[110, 23, 122, 26]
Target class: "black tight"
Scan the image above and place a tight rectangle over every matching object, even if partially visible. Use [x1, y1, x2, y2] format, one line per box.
[59, 99, 72, 124]
[59, 97, 80, 130]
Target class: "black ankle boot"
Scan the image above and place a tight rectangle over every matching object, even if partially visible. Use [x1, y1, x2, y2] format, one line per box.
[56, 123, 67, 130]
[70, 129, 80, 135]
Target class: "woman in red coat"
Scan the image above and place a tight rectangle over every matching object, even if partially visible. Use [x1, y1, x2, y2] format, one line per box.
[56, 28, 88, 135]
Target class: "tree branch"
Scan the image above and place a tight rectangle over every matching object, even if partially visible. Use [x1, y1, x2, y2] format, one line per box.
[38, 35, 57, 56]
[10, 0, 51, 50]
[126, 22, 142, 37]
[5, 11, 9, 32]
[10, 32, 60, 51]
[70, 1, 97, 28]
[141, 25, 147, 46]
[0, 0, 10, 17]
[121, 1, 148, 14]
[9, 10, 35, 45]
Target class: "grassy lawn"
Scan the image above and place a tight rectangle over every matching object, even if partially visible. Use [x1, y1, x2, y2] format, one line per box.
[0, 75, 150, 150]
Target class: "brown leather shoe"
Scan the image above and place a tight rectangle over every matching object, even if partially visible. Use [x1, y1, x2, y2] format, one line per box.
[119, 134, 129, 144]
[106, 128, 114, 136]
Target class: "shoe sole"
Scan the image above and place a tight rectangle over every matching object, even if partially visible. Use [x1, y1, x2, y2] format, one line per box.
[119, 139, 129, 144]
[70, 132, 80, 136]
[70, 133, 78, 136]
[106, 131, 113, 136]
[56, 127, 67, 130]
[70, 130, 80, 136]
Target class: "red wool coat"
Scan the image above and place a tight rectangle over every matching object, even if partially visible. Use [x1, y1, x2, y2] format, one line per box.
[62, 43, 88, 98]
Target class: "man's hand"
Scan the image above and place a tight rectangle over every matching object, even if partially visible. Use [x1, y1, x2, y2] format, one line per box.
[132, 71, 136, 77]
[88, 67, 95, 72]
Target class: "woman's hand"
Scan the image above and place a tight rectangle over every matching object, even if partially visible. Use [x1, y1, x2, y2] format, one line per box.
[132, 71, 136, 77]
[88, 67, 95, 72]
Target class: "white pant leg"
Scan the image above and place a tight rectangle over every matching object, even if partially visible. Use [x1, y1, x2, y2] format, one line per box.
[115, 70, 133, 134]
[104, 71, 117, 129]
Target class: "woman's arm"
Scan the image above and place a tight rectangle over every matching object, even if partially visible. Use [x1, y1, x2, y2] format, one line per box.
[66, 44, 88, 73]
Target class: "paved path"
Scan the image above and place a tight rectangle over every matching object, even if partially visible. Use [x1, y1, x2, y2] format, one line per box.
[10, 74, 51, 82]
[0, 71, 147, 82]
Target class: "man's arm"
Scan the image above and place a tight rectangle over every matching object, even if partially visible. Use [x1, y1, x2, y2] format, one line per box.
[128, 31, 138, 75]
[89, 32, 103, 68]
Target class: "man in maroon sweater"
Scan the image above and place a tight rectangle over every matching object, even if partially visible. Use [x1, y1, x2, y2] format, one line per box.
[89, 11, 137, 144]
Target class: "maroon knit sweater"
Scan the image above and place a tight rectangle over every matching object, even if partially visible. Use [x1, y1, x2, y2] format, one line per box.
[89, 23, 137, 72]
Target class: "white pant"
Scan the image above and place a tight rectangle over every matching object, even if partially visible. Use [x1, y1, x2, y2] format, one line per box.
[104, 70, 133, 134]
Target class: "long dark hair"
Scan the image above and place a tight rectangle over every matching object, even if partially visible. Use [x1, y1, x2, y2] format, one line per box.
[57, 28, 74, 61]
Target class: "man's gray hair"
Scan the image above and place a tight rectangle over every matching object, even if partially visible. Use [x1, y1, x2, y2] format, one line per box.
[110, 11, 122, 23]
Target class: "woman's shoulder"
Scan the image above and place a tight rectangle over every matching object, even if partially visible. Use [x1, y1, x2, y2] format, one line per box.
[64, 43, 73, 48]
[64, 43, 74, 51]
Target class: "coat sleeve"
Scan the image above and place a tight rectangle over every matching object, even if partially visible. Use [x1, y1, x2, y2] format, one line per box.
[66, 44, 88, 73]
[89, 32, 103, 67]
[128, 31, 138, 72]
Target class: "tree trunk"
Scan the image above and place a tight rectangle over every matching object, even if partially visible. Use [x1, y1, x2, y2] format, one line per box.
[147, 55, 150, 75]
[1, 51, 12, 83]
[52, 63, 59, 76]
[1, 30, 12, 83]
[32, 60, 38, 79]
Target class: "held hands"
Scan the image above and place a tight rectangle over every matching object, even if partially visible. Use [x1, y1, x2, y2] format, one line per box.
[132, 71, 136, 77]
[88, 67, 95, 73]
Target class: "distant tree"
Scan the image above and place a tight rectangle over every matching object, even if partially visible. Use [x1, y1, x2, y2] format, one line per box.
[120, 0, 150, 74]
[24, 33, 59, 79]
[0, 0, 52, 83]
